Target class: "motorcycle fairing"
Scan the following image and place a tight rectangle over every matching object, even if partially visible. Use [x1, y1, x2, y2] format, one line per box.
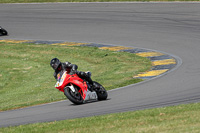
[55, 71, 90, 100]
[55, 71, 67, 90]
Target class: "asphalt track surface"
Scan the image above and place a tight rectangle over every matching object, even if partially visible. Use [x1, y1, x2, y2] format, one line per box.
[1, 2, 200, 127]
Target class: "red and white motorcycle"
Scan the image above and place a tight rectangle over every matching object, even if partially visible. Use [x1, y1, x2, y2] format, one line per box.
[55, 71, 108, 104]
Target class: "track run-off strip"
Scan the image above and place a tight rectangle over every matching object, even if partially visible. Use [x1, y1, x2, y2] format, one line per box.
[0, 39, 178, 80]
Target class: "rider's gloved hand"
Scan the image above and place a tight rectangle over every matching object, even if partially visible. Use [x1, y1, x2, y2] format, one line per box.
[85, 71, 91, 78]
[70, 65, 78, 74]
[70, 69, 77, 75]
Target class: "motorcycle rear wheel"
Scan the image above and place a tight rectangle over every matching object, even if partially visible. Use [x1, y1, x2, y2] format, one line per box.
[0, 28, 8, 36]
[64, 85, 84, 105]
[93, 81, 108, 101]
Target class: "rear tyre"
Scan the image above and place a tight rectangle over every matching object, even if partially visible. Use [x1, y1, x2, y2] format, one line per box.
[93, 81, 108, 101]
[0, 28, 8, 35]
[2, 30, 7, 35]
[64, 85, 84, 105]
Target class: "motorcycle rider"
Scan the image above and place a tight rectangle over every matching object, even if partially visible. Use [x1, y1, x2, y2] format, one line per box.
[50, 58, 99, 90]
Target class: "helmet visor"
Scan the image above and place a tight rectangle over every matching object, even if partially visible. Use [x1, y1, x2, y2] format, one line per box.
[50, 58, 61, 70]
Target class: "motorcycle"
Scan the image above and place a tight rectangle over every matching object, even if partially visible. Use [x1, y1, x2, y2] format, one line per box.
[0, 26, 8, 36]
[55, 71, 108, 104]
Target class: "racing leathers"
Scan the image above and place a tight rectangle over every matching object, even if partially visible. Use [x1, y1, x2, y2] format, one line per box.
[53, 61, 97, 90]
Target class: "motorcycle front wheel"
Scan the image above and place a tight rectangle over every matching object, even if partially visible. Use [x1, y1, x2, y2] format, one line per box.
[64, 85, 84, 105]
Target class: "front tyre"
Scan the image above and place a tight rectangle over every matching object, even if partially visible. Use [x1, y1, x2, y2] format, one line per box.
[64, 85, 84, 105]
[93, 81, 108, 101]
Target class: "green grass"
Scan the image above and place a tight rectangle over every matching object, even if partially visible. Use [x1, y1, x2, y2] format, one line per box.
[0, 0, 199, 3]
[0, 42, 151, 111]
[1, 102, 200, 132]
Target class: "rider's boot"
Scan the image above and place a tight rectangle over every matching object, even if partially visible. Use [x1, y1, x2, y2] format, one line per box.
[85, 71, 100, 91]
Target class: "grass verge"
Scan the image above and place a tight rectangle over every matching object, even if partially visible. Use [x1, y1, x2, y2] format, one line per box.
[0, 0, 200, 3]
[1, 102, 200, 132]
[0, 42, 151, 111]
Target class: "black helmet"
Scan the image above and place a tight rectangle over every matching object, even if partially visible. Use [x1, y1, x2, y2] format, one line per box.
[50, 58, 61, 70]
